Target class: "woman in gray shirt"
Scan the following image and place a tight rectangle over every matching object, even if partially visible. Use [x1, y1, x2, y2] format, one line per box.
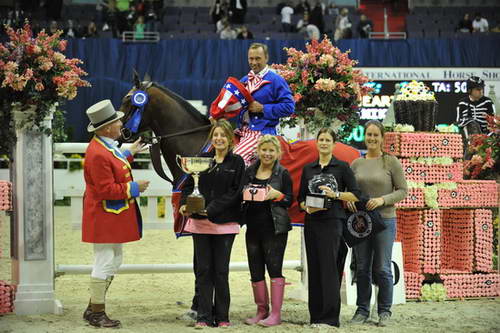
[347, 120, 407, 327]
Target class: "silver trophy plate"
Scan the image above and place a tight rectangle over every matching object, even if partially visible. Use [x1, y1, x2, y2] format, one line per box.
[306, 174, 338, 209]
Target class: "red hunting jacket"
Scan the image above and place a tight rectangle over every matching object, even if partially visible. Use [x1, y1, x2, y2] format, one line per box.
[82, 136, 142, 243]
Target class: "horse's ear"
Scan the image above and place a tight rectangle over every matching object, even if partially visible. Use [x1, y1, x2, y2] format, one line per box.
[143, 72, 152, 82]
[133, 69, 141, 89]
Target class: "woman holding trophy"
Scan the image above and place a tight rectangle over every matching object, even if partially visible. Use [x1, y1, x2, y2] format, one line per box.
[179, 119, 245, 328]
[348, 120, 407, 327]
[298, 128, 362, 328]
[240, 135, 293, 327]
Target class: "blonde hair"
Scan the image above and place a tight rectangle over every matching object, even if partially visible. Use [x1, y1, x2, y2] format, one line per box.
[208, 119, 235, 151]
[256, 134, 282, 159]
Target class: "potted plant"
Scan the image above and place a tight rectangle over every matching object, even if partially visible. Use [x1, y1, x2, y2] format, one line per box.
[463, 115, 499, 180]
[0, 22, 91, 157]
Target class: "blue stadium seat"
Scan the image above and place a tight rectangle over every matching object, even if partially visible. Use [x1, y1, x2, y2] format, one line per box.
[100, 31, 113, 39]
[197, 23, 215, 33]
[178, 13, 196, 24]
[164, 7, 181, 16]
[247, 7, 262, 16]
[181, 7, 198, 16]
[197, 32, 218, 39]
[183, 26, 199, 34]
[407, 29, 424, 38]
[287, 33, 304, 40]
[249, 24, 266, 33]
[162, 20, 181, 32]
[424, 29, 440, 38]
[246, 13, 260, 24]
[267, 32, 288, 40]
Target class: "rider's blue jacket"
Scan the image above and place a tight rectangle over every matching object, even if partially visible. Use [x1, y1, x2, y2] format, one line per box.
[239, 69, 295, 135]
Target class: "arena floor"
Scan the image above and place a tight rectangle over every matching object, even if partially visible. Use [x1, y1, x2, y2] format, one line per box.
[0, 208, 499, 333]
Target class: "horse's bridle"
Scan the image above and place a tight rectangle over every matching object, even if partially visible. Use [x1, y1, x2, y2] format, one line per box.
[121, 83, 212, 185]
[121, 83, 211, 144]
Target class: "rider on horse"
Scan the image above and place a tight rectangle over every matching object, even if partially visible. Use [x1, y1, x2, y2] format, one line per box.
[210, 43, 295, 166]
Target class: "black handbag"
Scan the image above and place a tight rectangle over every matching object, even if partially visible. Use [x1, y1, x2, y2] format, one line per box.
[342, 199, 386, 248]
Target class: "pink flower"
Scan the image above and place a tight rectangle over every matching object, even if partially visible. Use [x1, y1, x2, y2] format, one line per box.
[58, 40, 67, 51]
[52, 52, 66, 63]
[35, 82, 44, 91]
[319, 54, 335, 67]
[470, 155, 483, 165]
[301, 70, 309, 86]
[3, 61, 18, 72]
[294, 93, 303, 102]
[482, 157, 495, 169]
[39, 60, 53, 71]
[23, 68, 33, 80]
[314, 78, 336, 92]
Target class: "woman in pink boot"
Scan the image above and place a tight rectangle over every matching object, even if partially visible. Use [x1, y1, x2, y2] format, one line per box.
[241, 135, 293, 327]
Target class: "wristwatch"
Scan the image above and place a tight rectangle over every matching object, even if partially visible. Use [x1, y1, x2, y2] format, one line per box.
[334, 191, 340, 199]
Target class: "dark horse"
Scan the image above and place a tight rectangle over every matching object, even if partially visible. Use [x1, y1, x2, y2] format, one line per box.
[119, 74, 361, 230]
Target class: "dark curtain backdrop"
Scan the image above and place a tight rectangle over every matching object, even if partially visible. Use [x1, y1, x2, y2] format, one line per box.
[63, 37, 500, 141]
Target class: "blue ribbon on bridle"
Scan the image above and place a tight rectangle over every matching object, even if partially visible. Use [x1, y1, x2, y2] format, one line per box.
[124, 90, 149, 135]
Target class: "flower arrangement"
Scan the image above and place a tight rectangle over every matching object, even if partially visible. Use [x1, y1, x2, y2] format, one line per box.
[395, 80, 436, 101]
[0, 22, 90, 156]
[420, 283, 447, 302]
[393, 124, 415, 132]
[272, 37, 372, 140]
[463, 115, 499, 180]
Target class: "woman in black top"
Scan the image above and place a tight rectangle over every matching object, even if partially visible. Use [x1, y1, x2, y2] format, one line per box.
[241, 135, 293, 327]
[298, 128, 361, 328]
[179, 119, 245, 328]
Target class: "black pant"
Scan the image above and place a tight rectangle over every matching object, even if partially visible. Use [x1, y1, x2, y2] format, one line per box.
[246, 229, 288, 282]
[193, 233, 236, 324]
[191, 245, 199, 312]
[304, 219, 346, 327]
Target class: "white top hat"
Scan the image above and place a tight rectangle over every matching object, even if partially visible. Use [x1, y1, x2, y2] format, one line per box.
[86, 99, 124, 132]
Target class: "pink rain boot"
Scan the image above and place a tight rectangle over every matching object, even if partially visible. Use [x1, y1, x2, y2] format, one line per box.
[258, 277, 285, 327]
[245, 280, 269, 325]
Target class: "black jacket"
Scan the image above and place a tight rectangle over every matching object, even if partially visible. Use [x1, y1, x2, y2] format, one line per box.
[298, 157, 362, 226]
[241, 160, 293, 235]
[180, 151, 245, 224]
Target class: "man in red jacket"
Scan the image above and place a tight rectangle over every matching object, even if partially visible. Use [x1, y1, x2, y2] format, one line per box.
[82, 99, 149, 328]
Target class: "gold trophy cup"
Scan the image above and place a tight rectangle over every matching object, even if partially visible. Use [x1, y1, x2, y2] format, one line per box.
[176, 155, 214, 213]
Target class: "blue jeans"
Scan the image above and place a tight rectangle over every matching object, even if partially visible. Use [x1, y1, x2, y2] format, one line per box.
[353, 217, 396, 316]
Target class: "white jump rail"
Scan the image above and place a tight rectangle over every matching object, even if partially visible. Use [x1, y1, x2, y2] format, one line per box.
[56, 260, 302, 276]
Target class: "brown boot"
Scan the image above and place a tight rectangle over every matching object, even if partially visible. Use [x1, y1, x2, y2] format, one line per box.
[88, 311, 122, 328]
[88, 303, 121, 328]
[84, 276, 114, 322]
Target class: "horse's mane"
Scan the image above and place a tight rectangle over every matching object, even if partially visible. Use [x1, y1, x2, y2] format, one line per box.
[151, 82, 210, 125]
